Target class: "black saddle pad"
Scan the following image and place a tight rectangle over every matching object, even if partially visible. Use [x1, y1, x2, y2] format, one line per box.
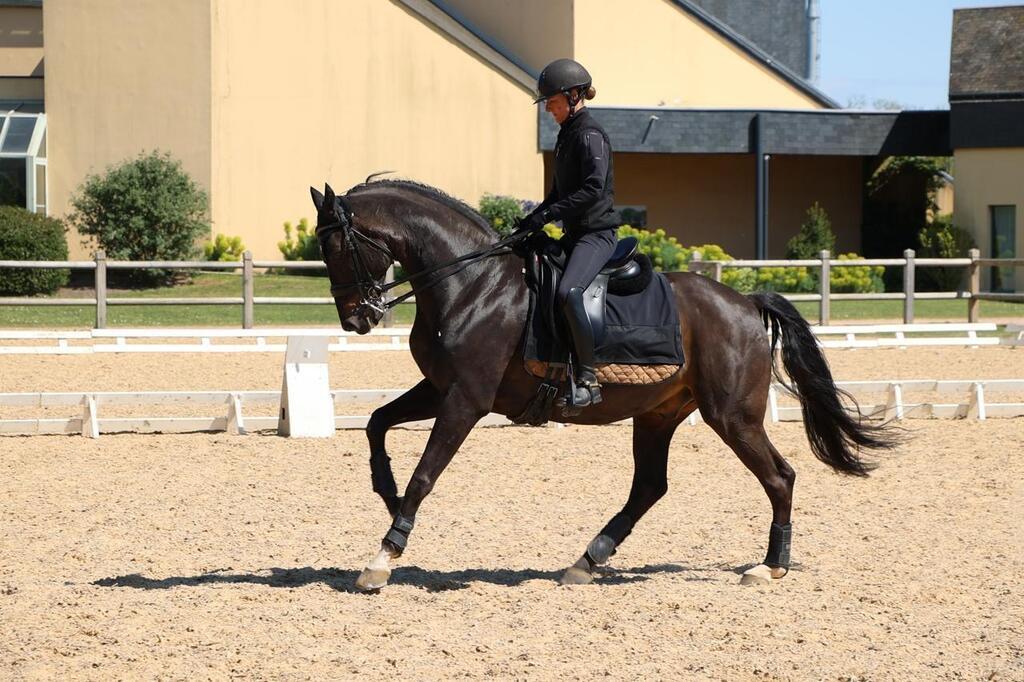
[524, 271, 684, 366]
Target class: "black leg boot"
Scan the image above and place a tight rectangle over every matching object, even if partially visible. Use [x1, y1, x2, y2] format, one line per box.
[559, 287, 602, 416]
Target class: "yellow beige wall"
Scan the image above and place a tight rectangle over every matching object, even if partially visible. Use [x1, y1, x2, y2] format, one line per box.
[208, 0, 542, 257]
[0, 6, 43, 78]
[556, 152, 861, 258]
[43, 0, 212, 258]
[440, 0, 571, 74]
[953, 147, 1024, 290]
[574, 0, 824, 108]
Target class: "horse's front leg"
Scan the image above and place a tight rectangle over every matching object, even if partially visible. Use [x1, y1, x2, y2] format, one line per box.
[356, 383, 488, 591]
[366, 379, 441, 517]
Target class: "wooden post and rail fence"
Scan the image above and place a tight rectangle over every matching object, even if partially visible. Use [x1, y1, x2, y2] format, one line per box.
[687, 248, 1021, 325]
[0, 249, 1020, 328]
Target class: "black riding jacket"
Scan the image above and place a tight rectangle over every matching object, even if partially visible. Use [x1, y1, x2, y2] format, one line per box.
[537, 109, 619, 239]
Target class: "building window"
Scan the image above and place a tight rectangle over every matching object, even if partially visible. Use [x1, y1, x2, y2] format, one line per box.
[617, 205, 647, 227]
[0, 114, 47, 214]
[990, 205, 1016, 292]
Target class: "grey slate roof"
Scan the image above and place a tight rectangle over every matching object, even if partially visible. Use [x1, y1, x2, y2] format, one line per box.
[688, 0, 810, 79]
[669, 0, 838, 108]
[950, 6, 1024, 101]
[539, 107, 950, 157]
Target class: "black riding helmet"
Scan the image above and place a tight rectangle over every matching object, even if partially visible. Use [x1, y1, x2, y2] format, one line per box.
[533, 58, 592, 104]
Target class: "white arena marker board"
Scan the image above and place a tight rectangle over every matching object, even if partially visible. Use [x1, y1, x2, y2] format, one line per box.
[277, 336, 335, 437]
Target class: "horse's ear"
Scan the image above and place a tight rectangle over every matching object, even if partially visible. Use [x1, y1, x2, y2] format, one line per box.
[324, 183, 336, 205]
[310, 186, 324, 212]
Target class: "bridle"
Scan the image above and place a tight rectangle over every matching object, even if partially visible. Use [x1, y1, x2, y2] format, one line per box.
[315, 194, 531, 317]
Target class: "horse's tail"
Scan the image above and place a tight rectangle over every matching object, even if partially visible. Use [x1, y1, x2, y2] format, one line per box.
[749, 292, 899, 476]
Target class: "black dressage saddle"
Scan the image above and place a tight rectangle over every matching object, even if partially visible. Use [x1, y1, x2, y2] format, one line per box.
[527, 236, 650, 346]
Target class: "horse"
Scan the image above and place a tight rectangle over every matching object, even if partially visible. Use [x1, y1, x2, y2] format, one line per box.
[309, 180, 896, 591]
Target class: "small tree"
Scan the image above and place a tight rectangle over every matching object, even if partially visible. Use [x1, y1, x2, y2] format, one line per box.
[786, 202, 836, 260]
[69, 151, 209, 286]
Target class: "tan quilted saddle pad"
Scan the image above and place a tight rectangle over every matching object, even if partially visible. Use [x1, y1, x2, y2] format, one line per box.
[525, 359, 682, 385]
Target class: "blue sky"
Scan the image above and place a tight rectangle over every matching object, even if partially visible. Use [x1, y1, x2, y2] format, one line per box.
[818, 0, 1020, 109]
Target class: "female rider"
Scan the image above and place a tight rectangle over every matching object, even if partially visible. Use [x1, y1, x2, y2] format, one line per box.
[516, 59, 620, 413]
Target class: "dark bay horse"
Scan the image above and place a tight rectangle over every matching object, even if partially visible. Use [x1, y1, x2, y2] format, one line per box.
[309, 180, 896, 591]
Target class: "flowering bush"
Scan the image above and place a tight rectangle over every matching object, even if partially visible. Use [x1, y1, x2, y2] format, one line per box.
[830, 253, 885, 293]
[478, 194, 526, 236]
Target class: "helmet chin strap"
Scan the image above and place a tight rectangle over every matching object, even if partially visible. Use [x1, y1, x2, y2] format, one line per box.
[566, 88, 582, 117]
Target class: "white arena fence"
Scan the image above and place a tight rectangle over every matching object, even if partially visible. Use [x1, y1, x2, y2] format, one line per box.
[0, 322, 1020, 355]
[0, 379, 1021, 438]
[0, 328, 411, 354]
[0, 250, 1021, 327]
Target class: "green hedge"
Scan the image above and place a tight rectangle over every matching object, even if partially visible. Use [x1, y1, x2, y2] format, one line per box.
[0, 206, 69, 296]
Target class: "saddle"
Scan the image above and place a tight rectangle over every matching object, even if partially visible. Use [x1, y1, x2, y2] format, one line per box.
[529, 236, 645, 349]
[515, 235, 684, 426]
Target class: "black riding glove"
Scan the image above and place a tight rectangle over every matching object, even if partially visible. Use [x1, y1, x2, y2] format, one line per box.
[511, 229, 555, 259]
[513, 210, 551, 236]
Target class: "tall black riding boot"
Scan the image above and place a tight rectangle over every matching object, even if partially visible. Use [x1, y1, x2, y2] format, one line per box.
[560, 287, 602, 416]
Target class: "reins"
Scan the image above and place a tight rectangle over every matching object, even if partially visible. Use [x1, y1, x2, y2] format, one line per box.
[316, 194, 531, 314]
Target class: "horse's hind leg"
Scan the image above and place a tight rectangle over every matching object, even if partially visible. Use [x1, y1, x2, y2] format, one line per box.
[560, 409, 687, 585]
[702, 410, 796, 585]
[365, 379, 441, 517]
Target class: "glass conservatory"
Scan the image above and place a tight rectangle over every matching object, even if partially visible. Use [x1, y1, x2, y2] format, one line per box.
[0, 113, 47, 214]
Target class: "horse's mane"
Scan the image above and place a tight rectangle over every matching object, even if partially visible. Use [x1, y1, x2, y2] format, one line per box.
[348, 179, 495, 235]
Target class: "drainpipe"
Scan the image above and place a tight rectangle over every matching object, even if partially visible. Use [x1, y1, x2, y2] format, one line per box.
[807, 0, 821, 84]
[754, 114, 770, 259]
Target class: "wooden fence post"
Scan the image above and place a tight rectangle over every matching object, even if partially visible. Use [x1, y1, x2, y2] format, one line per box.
[94, 250, 107, 329]
[688, 251, 703, 273]
[819, 249, 831, 326]
[967, 248, 980, 323]
[242, 251, 254, 329]
[712, 262, 723, 282]
[903, 248, 915, 324]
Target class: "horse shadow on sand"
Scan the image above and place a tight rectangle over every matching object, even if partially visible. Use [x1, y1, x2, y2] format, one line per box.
[92, 562, 721, 594]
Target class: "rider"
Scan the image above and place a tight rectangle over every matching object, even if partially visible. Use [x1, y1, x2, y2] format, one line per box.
[515, 58, 619, 411]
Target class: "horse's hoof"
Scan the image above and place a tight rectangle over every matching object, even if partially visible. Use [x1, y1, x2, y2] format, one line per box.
[355, 567, 391, 592]
[559, 565, 594, 585]
[739, 563, 787, 586]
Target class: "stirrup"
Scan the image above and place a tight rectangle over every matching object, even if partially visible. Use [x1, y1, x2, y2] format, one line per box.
[558, 376, 602, 416]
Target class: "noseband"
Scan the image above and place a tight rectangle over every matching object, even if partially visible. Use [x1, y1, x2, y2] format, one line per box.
[315, 193, 533, 315]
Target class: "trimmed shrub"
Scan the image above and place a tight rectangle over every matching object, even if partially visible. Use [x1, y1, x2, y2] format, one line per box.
[68, 151, 209, 286]
[478, 194, 525, 236]
[918, 214, 976, 291]
[203, 233, 245, 261]
[786, 202, 835, 259]
[0, 206, 69, 296]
